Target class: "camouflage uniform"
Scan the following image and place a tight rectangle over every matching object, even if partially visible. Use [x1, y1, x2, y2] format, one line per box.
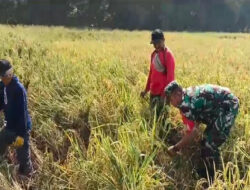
[178, 84, 239, 178]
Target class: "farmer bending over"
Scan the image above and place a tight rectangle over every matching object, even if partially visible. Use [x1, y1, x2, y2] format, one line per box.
[165, 81, 239, 179]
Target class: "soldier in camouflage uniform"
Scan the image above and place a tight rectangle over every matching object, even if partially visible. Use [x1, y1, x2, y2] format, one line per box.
[165, 81, 239, 179]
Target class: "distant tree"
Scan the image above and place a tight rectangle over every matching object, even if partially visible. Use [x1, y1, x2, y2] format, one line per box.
[0, 0, 18, 24]
[0, 0, 250, 31]
[237, 0, 250, 31]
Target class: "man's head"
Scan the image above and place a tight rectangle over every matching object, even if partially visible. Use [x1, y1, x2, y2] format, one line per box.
[0, 59, 13, 86]
[151, 29, 165, 50]
[165, 81, 183, 107]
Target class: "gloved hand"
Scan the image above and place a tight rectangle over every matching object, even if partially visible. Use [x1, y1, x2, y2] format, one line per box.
[12, 136, 24, 148]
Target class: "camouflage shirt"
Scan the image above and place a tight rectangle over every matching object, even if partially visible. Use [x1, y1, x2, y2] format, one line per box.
[178, 84, 238, 125]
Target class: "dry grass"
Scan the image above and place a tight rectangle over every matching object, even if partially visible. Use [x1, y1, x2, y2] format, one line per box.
[0, 25, 249, 189]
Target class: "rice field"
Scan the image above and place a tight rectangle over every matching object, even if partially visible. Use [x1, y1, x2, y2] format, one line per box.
[0, 25, 249, 190]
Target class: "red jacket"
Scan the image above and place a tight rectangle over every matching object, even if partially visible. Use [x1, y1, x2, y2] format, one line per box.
[145, 47, 175, 96]
[181, 113, 195, 133]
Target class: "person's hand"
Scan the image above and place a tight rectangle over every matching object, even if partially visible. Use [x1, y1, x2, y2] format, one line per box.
[12, 136, 24, 148]
[140, 91, 147, 98]
[181, 128, 188, 136]
[167, 145, 179, 157]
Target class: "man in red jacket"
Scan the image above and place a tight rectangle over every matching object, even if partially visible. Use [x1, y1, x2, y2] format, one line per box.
[141, 29, 175, 119]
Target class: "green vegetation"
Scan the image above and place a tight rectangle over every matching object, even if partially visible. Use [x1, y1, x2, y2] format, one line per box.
[0, 25, 249, 189]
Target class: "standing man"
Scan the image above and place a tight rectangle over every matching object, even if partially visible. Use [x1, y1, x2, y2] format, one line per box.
[141, 29, 175, 119]
[0, 59, 33, 177]
[165, 81, 239, 179]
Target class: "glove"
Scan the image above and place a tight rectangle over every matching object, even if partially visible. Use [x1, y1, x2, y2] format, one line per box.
[12, 136, 24, 148]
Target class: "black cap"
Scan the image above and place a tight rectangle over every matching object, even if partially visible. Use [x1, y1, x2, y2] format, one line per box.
[151, 29, 164, 44]
[0, 59, 12, 77]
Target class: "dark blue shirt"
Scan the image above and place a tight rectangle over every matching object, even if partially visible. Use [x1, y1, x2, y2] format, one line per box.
[0, 76, 32, 137]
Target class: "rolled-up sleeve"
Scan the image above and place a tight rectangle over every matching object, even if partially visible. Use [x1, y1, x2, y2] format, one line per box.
[181, 112, 195, 133]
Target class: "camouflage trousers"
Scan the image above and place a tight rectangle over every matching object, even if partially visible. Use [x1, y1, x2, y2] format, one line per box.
[199, 98, 239, 179]
[0, 128, 33, 175]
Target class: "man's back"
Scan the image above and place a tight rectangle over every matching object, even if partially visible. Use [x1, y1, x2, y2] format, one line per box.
[179, 84, 238, 124]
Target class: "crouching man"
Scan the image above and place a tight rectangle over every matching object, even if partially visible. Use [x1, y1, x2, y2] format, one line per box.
[0, 59, 33, 177]
[165, 81, 239, 180]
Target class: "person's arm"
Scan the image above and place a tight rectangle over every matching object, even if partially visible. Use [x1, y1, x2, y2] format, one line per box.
[181, 113, 195, 134]
[145, 64, 152, 93]
[141, 58, 153, 98]
[174, 122, 199, 150]
[167, 122, 200, 157]
[165, 51, 175, 84]
[0, 84, 5, 111]
[13, 87, 28, 137]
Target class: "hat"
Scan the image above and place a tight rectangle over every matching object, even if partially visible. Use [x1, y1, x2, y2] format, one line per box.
[164, 81, 181, 96]
[0, 59, 12, 77]
[150, 29, 164, 44]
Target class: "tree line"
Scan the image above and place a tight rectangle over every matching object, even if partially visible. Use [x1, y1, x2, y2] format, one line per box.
[0, 0, 250, 32]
